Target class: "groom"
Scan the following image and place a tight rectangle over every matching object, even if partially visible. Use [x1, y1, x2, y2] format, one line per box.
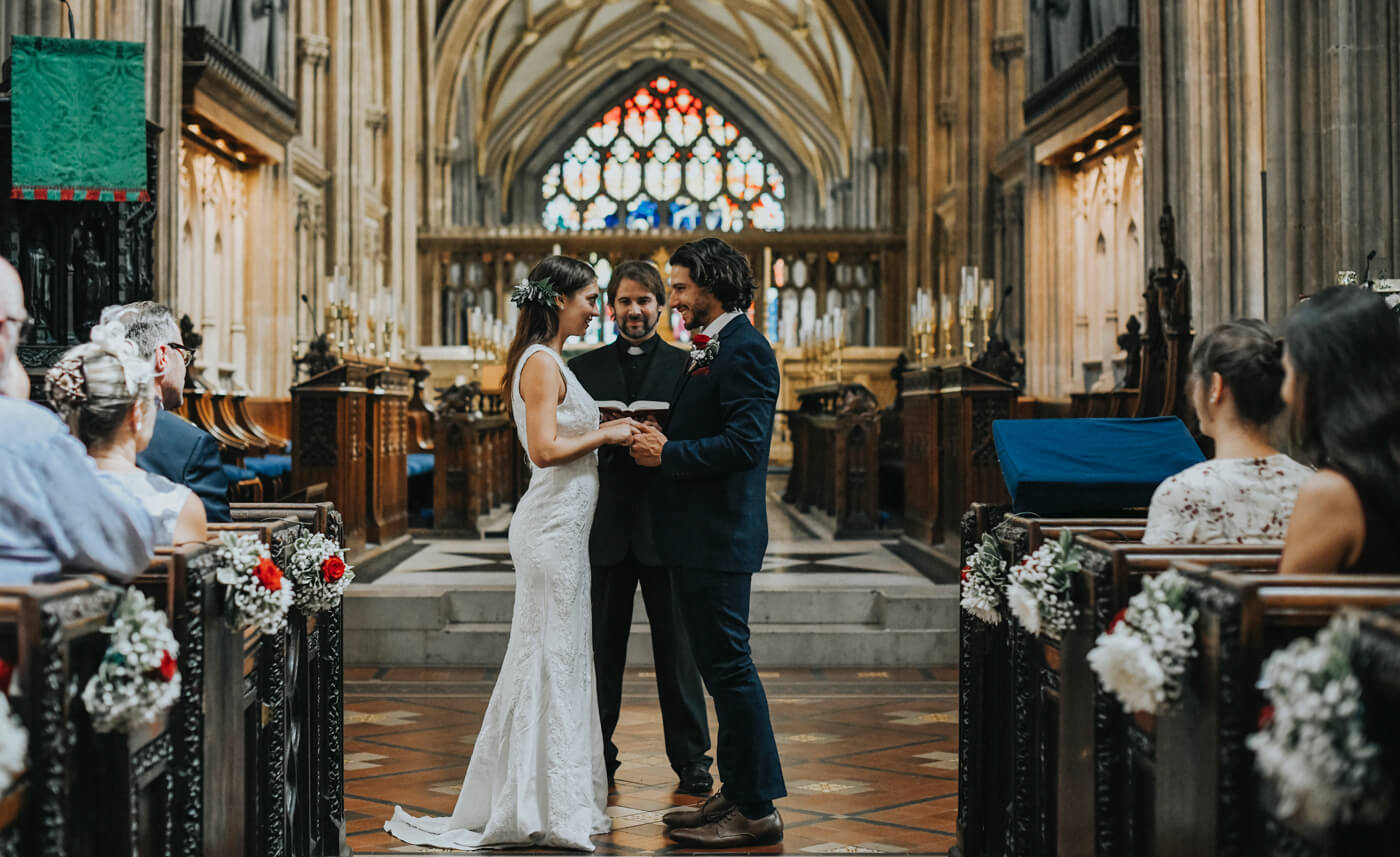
[630, 237, 786, 847]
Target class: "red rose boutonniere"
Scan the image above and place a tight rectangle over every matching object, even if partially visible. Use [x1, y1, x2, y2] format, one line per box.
[158, 650, 178, 682]
[688, 334, 720, 376]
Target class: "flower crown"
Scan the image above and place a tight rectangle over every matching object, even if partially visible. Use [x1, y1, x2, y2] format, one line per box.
[510, 276, 558, 309]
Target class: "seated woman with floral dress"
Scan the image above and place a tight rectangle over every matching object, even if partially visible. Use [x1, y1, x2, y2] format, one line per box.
[45, 322, 208, 546]
[1278, 287, 1400, 574]
[1143, 319, 1313, 545]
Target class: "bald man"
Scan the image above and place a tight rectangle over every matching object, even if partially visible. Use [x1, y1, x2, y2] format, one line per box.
[0, 259, 156, 581]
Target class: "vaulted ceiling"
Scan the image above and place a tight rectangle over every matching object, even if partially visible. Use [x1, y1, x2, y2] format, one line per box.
[432, 0, 890, 202]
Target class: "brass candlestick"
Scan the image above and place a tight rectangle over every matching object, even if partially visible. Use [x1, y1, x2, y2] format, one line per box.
[943, 317, 954, 357]
[381, 319, 394, 366]
[396, 323, 407, 362]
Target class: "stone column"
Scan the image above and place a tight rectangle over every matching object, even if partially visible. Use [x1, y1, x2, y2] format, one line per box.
[1265, 0, 1399, 317]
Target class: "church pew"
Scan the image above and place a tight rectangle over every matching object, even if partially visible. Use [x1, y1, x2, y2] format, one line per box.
[206, 520, 303, 857]
[957, 514, 1143, 857]
[188, 389, 253, 464]
[1253, 607, 1400, 854]
[1153, 570, 1400, 857]
[230, 393, 289, 453]
[955, 502, 1011, 857]
[230, 502, 348, 857]
[1017, 541, 1281, 857]
[0, 578, 174, 857]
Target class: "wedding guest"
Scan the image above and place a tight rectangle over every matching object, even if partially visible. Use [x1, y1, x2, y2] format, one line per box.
[569, 260, 712, 794]
[1279, 287, 1400, 574]
[102, 301, 230, 522]
[1143, 319, 1311, 544]
[0, 259, 156, 581]
[46, 322, 208, 547]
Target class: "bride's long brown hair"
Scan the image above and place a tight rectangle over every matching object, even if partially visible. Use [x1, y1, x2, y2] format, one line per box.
[502, 255, 597, 422]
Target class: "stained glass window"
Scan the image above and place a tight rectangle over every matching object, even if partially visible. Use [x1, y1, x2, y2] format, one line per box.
[542, 76, 786, 233]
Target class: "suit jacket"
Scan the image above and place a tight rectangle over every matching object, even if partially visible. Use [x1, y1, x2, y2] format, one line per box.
[653, 314, 779, 574]
[136, 409, 231, 523]
[570, 337, 689, 567]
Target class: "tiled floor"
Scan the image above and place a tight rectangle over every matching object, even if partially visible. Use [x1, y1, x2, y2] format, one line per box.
[344, 668, 959, 855]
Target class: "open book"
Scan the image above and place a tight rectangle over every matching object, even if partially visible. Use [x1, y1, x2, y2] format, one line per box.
[596, 400, 671, 421]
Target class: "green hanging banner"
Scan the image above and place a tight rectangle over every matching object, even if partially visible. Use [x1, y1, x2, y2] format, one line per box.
[9, 35, 148, 202]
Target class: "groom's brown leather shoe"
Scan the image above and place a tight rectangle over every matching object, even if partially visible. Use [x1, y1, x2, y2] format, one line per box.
[662, 792, 733, 829]
[667, 806, 783, 848]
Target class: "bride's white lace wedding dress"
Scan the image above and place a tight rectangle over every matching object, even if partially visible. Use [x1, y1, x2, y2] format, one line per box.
[385, 344, 611, 851]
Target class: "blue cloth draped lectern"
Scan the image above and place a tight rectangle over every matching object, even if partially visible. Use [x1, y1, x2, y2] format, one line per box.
[992, 417, 1205, 515]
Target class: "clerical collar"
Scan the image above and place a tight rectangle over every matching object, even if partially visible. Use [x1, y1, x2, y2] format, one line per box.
[700, 310, 743, 339]
[619, 333, 660, 357]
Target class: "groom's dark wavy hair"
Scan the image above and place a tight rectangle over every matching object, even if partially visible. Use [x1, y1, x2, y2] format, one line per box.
[502, 254, 597, 423]
[669, 237, 755, 312]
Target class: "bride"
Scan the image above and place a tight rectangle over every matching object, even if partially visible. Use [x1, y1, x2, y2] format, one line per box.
[385, 256, 639, 851]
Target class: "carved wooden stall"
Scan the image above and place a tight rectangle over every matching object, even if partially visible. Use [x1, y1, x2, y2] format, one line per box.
[291, 363, 370, 551]
[0, 94, 160, 393]
[431, 387, 525, 536]
[902, 363, 1020, 546]
[365, 365, 412, 545]
[783, 383, 883, 537]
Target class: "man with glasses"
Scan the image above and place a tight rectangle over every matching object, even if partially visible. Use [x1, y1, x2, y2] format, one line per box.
[0, 258, 156, 581]
[103, 301, 230, 522]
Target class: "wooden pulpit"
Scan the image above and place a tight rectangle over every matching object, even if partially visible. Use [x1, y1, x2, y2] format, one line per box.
[291, 362, 369, 551]
[366, 364, 413, 545]
[902, 362, 1019, 545]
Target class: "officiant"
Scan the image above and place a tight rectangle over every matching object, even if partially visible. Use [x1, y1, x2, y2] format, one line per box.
[569, 260, 714, 795]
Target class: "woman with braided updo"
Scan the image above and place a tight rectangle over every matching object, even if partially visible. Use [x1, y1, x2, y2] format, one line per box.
[45, 323, 207, 546]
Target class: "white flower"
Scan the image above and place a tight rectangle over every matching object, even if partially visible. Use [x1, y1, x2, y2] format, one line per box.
[960, 533, 1006, 625]
[1248, 614, 1390, 830]
[1088, 628, 1165, 713]
[0, 696, 26, 791]
[82, 590, 181, 733]
[284, 530, 354, 614]
[214, 533, 294, 634]
[1007, 582, 1039, 635]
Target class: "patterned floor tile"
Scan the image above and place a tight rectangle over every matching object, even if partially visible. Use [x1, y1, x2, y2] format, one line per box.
[343, 671, 958, 856]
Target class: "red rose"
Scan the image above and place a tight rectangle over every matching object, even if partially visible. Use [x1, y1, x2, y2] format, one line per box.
[158, 650, 178, 682]
[1258, 704, 1275, 730]
[322, 555, 346, 582]
[1109, 607, 1128, 632]
[693, 367, 711, 376]
[255, 557, 284, 591]
[0, 659, 13, 696]
[961, 566, 970, 582]
[691, 334, 711, 347]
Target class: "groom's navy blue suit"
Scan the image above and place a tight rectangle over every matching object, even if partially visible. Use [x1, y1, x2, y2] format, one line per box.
[653, 313, 786, 809]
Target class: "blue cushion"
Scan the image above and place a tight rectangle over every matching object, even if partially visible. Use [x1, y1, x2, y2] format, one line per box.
[992, 417, 1205, 515]
[222, 464, 257, 482]
[407, 453, 435, 478]
[244, 454, 292, 478]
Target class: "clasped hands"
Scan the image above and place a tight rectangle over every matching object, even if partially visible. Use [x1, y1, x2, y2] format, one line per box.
[598, 417, 666, 467]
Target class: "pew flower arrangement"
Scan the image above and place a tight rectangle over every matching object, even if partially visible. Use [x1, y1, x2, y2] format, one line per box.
[215, 532, 294, 635]
[81, 590, 181, 733]
[1006, 529, 1080, 638]
[0, 695, 26, 791]
[1086, 569, 1197, 714]
[960, 533, 1007, 624]
[285, 529, 355, 614]
[1247, 614, 1389, 831]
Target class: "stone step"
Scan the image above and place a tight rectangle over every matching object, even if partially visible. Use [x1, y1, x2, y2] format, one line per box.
[346, 584, 957, 630]
[345, 622, 956, 668]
